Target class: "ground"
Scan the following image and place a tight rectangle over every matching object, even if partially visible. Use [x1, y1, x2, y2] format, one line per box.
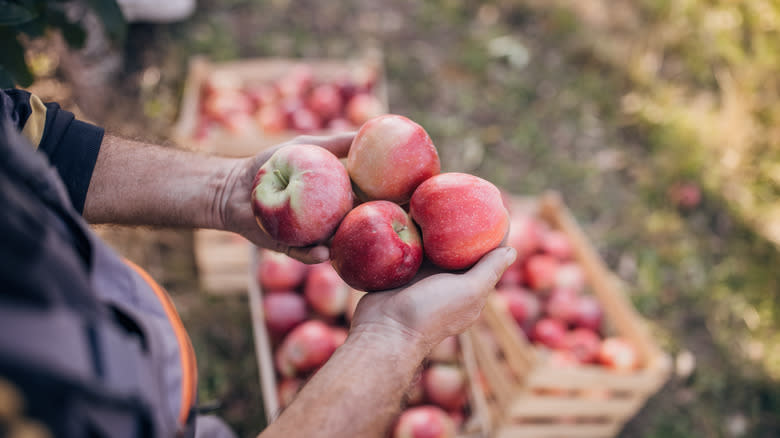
[26, 0, 780, 437]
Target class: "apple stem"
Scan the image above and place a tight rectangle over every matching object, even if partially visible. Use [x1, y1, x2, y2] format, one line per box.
[395, 225, 408, 234]
[274, 169, 290, 188]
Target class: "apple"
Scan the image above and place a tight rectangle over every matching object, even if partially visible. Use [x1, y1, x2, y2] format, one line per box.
[289, 107, 322, 133]
[257, 250, 309, 291]
[544, 288, 579, 325]
[275, 320, 338, 377]
[428, 336, 459, 363]
[202, 88, 253, 122]
[277, 377, 303, 408]
[393, 406, 456, 438]
[304, 263, 350, 317]
[495, 286, 541, 326]
[277, 65, 314, 98]
[330, 201, 423, 291]
[448, 411, 465, 430]
[541, 230, 573, 260]
[329, 326, 349, 349]
[327, 117, 353, 132]
[564, 328, 601, 364]
[251, 144, 353, 247]
[554, 262, 585, 293]
[256, 105, 288, 134]
[497, 265, 523, 288]
[347, 114, 440, 204]
[507, 215, 546, 264]
[599, 337, 640, 372]
[262, 291, 307, 337]
[346, 93, 385, 126]
[573, 295, 603, 332]
[410, 173, 509, 270]
[307, 84, 343, 120]
[245, 84, 280, 110]
[523, 254, 559, 291]
[422, 364, 468, 411]
[530, 318, 567, 349]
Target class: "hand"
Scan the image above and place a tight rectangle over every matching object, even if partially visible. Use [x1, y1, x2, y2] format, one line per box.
[350, 247, 517, 353]
[217, 133, 355, 264]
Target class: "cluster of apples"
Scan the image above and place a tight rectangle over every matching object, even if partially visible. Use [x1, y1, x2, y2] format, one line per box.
[257, 249, 360, 405]
[251, 114, 510, 292]
[392, 336, 473, 438]
[494, 210, 640, 371]
[195, 64, 385, 140]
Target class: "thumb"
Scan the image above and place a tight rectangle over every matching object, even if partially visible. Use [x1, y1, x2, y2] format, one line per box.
[464, 247, 517, 291]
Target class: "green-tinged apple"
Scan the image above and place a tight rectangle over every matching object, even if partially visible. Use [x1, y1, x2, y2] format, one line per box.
[347, 115, 440, 203]
[410, 173, 509, 270]
[393, 406, 456, 438]
[251, 144, 353, 247]
[330, 201, 423, 292]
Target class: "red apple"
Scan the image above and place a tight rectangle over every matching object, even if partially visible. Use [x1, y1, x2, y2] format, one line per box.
[223, 111, 254, 135]
[275, 320, 338, 377]
[428, 336, 459, 363]
[523, 254, 559, 291]
[245, 84, 280, 110]
[347, 114, 440, 204]
[202, 88, 253, 122]
[277, 377, 303, 408]
[251, 144, 353, 247]
[410, 173, 509, 270]
[262, 291, 307, 337]
[393, 406, 456, 438]
[307, 83, 343, 120]
[544, 288, 579, 325]
[554, 262, 585, 293]
[573, 295, 603, 332]
[507, 215, 546, 264]
[304, 263, 350, 317]
[599, 337, 640, 372]
[541, 230, 574, 260]
[256, 105, 288, 134]
[422, 364, 468, 410]
[564, 328, 601, 364]
[449, 411, 465, 430]
[329, 326, 349, 348]
[327, 117, 353, 132]
[530, 318, 567, 349]
[330, 201, 423, 292]
[277, 65, 314, 98]
[257, 250, 309, 291]
[495, 286, 541, 326]
[290, 107, 322, 133]
[346, 93, 385, 126]
[497, 265, 523, 288]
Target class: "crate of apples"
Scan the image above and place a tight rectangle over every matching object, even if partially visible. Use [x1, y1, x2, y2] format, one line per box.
[248, 250, 491, 437]
[468, 192, 672, 438]
[172, 52, 388, 157]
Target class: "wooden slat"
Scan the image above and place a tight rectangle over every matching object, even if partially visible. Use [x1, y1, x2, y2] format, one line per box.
[509, 395, 646, 419]
[481, 296, 536, 377]
[458, 332, 492, 436]
[468, 328, 518, 411]
[493, 422, 621, 438]
[247, 248, 280, 423]
[525, 364, 664, 393]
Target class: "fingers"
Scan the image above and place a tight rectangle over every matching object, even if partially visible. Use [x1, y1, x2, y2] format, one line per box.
[464, 247, 517, 291]
[285, 245, 330, 264]
[292, 132, 356, 158]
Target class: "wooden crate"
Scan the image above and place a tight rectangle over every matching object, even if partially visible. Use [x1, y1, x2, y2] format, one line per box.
[469, 192, 671, 438]
[246, 247, 492, 437]
[171, 50, 388, 158]
[194, 229, 252, 295]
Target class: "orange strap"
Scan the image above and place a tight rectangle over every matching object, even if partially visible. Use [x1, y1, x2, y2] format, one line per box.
[124, 259, 197, 427]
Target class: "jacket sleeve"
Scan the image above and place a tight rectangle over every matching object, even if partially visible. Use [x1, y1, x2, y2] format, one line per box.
[0, 88, 103, 214]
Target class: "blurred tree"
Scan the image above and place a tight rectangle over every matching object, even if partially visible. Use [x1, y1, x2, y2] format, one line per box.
[0, 0, 126, 87]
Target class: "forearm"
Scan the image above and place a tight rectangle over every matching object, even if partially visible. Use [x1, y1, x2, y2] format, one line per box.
[83, 134, 240, 228]
[260, 325, 428, 438]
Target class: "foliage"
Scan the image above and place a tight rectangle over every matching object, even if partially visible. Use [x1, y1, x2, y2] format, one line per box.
[0, 0, 126, 88]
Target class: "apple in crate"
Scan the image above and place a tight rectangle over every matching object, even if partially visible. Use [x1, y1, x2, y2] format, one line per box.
[555, 262, 586, 293]
[251, 144, 353, 247]
[545, 287, 579, 324]
[347, 114, 440, 204]
[393, 406, 456, 438]
[277, 377, 303, 409]
[507, 215, 546, 263]
[422, 364, 468, 411]
[523, 254, 559, 291]
[257, 250, 309, 291]
[410, 172, 509, 270]
[304, 263, 350, 317]
[346, 93, 385, 126]
[307, 83, 344, 120]
[565, 328, 601, 364]
[428, 336, 459, 364]
[573, 295, 603, 332]
[495, 286, 541, 326]
[541, 229, 574, 260]
[599, 337, 640, 372]
[329, 326, 349, 349]
[276, 320, 338, 377]
[262, 291, 307, 337]
[330, 201, 423, 292]
[531, 318, 567, 349]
